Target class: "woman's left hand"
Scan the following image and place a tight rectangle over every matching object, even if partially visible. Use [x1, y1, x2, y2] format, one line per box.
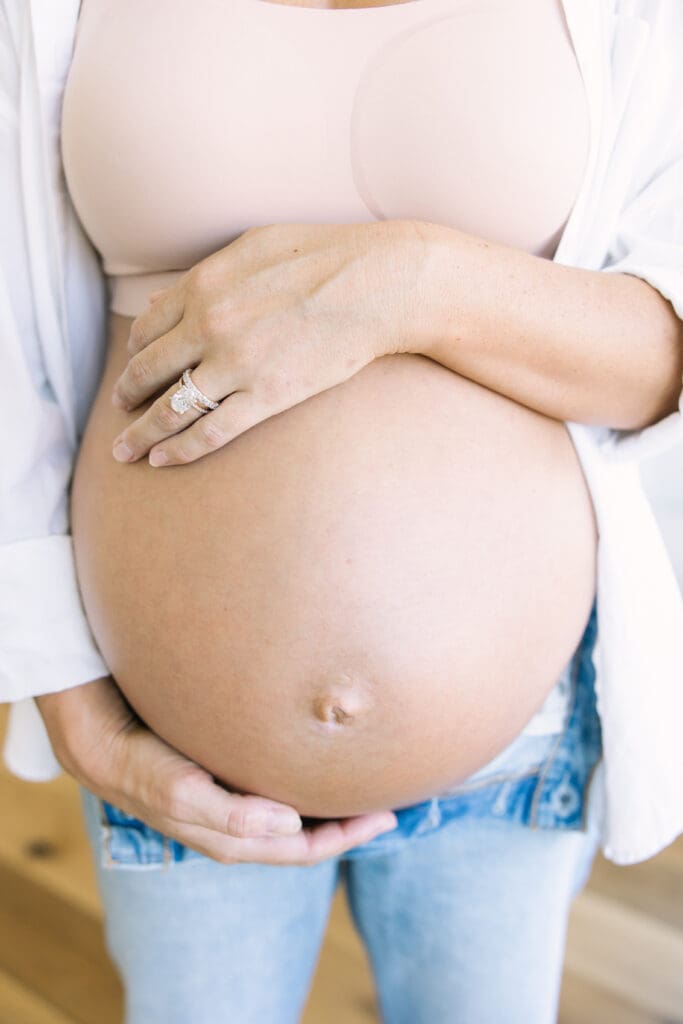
[110, 220, 424, 466]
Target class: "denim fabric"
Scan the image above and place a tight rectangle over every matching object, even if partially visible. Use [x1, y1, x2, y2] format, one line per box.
[88, 597, 600, 868]
[79, 789, 601, 1024]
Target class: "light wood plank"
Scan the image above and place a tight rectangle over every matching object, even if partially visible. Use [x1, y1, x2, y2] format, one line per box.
[304, 890, 379, 1023]
[3, 704, 683, 1023]
[0, 859, 122, 1024]
[0, 773, 101, 921]
[0, 965, 77, 1024]
[0, 708, 100, 917]
[0, 704, 102, 919]
[586, 844, 683, 931]
[565, 890, 683, 1020]
[558, 970, 664, 1024]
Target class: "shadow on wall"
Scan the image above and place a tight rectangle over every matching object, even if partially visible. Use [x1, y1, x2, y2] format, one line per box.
[640, 442, 683, 591]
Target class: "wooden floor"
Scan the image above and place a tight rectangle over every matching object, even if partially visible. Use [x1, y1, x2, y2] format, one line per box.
[1, 708, 681, 1024]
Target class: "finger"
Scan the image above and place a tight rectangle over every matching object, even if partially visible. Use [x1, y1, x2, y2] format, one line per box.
[295, 812, 399, 863]
[147, 389, 263, 467]
[163, 771, 303, 838]
[111, 376, 210, 462]
[127, 284, 185, 356]
[111, 326, 198, 411]
[118, 725, 304, 839]
[225, 811, 399, 865]
[169, 811, 399, 866]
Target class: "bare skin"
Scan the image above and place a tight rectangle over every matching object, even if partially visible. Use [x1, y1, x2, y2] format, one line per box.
[43, 0, 641, 861]
[36, 676, 397, 863]
[70, 306, 597, 819]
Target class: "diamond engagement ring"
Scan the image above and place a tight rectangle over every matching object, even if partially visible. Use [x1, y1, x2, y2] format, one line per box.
[170, 368, 220, 415]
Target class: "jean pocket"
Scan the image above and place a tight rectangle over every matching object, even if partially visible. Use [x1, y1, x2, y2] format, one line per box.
[80, 787, 177, 870]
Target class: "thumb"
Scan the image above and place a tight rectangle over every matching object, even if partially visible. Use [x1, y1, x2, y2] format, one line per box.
[142, 741, 303, 838]
[173, 771, 303, 838]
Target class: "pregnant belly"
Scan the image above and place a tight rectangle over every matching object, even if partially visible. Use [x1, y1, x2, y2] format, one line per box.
[71, 312, 597, 818]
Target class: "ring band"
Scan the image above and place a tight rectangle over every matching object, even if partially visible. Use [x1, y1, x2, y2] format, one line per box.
[170, 368, 220, 415]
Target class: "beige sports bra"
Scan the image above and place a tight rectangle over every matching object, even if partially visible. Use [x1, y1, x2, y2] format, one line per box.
[60, 0, 590, 318]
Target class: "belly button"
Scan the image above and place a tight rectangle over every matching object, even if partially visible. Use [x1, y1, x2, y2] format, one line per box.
[313, 696, 355, 726]
[311, 675, 374, 727]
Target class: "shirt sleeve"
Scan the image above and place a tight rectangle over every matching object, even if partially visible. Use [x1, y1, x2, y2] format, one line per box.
[0, 9, 109, 711]
[0, 266, 109, 713]
[3, 699, 62, 782]
[595, 3, 683, 463]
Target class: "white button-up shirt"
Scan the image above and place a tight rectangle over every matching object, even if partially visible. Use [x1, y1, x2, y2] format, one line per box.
[1, 0, 682, 865]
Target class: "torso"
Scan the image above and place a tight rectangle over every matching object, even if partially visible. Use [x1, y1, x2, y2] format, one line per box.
[67, 0, 597, 817]
[61, 0, 589, 316]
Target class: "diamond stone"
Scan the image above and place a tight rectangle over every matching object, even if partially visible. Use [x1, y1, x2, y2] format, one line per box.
[170, 386, 193, 414]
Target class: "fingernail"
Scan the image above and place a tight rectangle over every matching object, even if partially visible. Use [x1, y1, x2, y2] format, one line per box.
[111, 391, 126, 409]
[375, 814, 398, 835]
[112, 440, 134, 461]
[149, 450, 169, 467]
[266, 810, 302, 835]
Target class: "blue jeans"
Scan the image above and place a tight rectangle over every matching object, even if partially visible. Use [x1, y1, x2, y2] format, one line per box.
[79, 600, 602, 1022]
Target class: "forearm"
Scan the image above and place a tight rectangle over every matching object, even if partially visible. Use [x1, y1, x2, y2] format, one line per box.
[400, 220, 683, 430]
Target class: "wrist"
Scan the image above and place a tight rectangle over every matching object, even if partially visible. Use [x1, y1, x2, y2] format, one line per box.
[34, 688, 82, 778]
[385, 219, 483, 359]
[35, 677, 131, 785]
[34, 687, 75, 733]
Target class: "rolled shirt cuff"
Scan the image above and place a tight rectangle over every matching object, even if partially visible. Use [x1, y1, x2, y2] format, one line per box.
[0, 534, 109, 703]
[3, 698, 62, 782]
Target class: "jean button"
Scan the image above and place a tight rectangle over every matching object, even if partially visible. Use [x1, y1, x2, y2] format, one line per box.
[550, 780, 580, 818]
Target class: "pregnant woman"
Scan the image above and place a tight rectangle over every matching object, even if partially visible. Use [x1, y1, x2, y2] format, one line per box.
[3, 1, 683, 1022]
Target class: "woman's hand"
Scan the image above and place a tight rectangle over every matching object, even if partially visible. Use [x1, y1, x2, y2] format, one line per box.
[109, 220, 424, 466]
[35, 677, 398, 866]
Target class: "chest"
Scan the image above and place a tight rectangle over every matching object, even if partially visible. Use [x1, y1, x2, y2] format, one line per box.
[61, 0, 589, 279]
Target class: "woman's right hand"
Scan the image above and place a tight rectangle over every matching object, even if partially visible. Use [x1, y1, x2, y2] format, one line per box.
[34, 676, 398, 865]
